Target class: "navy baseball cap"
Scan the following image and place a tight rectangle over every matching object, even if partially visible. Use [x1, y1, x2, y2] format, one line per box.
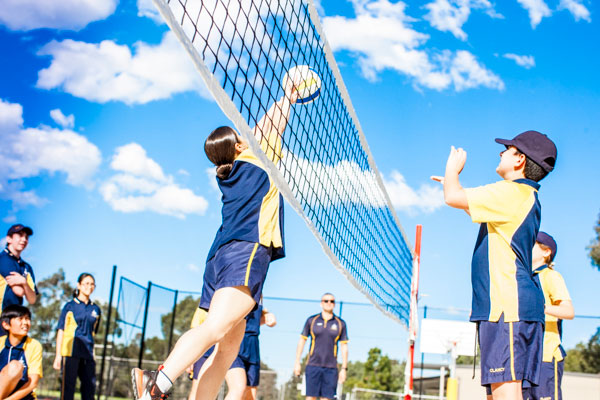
[495, 130, 557, 173]
[7, 224, 33, 236]
[536, 231, 557, 261]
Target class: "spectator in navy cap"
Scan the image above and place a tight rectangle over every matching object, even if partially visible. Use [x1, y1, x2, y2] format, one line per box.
[0, 224, 38, 335]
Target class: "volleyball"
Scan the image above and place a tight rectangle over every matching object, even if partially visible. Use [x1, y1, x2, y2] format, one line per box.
[283, 65, 322, 104]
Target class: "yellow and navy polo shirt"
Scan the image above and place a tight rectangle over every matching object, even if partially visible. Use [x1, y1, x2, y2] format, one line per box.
[206, 147, 284, 262]
[0, 248, 38, 314]
[0, 335, 43, 399]
[301, 313, 348, 369]
[57, 298, 101, 359]
[533, 265, 571, 362]
[465, 179, 544, 323]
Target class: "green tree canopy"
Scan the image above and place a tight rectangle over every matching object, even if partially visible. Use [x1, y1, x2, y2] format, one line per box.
[589, 212, 600, 270]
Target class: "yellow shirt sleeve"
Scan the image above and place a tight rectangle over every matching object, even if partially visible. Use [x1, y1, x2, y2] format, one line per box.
[25, 338, 43, 377]
[190, 308, 208, 329]
[465, 181, 517, 224]
[546, 270, 571, 304]
[259, 130, 282, 164]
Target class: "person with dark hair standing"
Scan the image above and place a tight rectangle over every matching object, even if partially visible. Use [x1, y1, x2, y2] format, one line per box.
[132, 79, 298, 400]
[294, 293, 348, 400]
[53, 273, 101, 400]
[0, 224, 38, 336]
[0, 305, 43, 400]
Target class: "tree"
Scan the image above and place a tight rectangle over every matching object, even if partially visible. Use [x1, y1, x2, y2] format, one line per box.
[589, 212, 600, 270]
[564, 328, 600, 374]
[159, 295, 200, 342]
[342, 348, 405, 394]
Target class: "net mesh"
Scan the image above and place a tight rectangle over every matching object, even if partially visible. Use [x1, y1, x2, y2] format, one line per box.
[152, 0, 413, 323]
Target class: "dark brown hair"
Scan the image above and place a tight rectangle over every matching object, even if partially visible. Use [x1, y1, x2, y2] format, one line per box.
[74, 272, 95, 298]
[204, 126, 240, 180]
[513, 148, 548, 182]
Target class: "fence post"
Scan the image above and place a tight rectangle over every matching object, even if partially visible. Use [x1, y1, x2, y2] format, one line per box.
[138, 281, 152, 368]
[167, 289, 179, 354]
[97, 265, 117, 400]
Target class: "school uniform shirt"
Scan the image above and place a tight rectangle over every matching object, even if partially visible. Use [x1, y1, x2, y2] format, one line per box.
[0, 248, 38, 314]
[533, 265, 571, 362]
[301, 313, 348, 369]
[465, 179, 544, 323]
[57, 298, 101, 360]
[0, 335, 43, 397]
[207, 146, 285, 262]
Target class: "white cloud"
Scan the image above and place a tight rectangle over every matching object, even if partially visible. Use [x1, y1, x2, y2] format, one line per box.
[187, 263, 201, 272]
[37, 32, 212, 105]
[50, 109, 75, 129]
[516, 0, 551, 28]
[205, 167, 220, 191]
[3, 215, 17, 224]
[100, 143, 209, 218]
[423, 0, 500, 41]
[0, 0, 117, 31]
[322, 0, 503, 91]
[559, 0, 591, 22]
[503, 53, 535, 69]
[137, 0, 164, 24]
[383, 171, 444, 214]
[280, 151, 442, 214]
[0, 98, 101, 209]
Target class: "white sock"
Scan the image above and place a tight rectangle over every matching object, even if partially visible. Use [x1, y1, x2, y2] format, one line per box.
[155, 370, 173, 393]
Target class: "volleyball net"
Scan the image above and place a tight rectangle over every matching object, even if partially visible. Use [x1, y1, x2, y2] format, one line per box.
[152, 0, 414, 324]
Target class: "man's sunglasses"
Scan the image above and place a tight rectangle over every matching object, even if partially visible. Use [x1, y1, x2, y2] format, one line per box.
[322, 299, 335, 304]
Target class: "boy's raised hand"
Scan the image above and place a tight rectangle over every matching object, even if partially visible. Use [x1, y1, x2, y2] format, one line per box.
[446, 145, 467, 176]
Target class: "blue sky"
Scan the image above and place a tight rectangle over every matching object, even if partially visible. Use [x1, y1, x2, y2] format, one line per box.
[1, 0, 599, 384]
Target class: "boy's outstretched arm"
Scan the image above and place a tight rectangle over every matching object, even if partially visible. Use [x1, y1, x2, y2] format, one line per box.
[251, 80, 298, 162]
[432, 146, 469, 211]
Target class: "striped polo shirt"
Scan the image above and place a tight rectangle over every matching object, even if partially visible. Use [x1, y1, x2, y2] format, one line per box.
[57, 298, 101, 359]
[0, 335, 43, 399]
[465, 179, 545, 323]
[301, 313, 348, 368]
[207, 147, 285, 262]
[0, 248, 37, 315]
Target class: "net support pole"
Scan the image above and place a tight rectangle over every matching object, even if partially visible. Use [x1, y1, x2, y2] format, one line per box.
[418, 305, 427, 399]
[404, 225, 422, 400]
[167, 289, 179, 355]
[138, 281, 152, 368]
[97, 265, 117, 400]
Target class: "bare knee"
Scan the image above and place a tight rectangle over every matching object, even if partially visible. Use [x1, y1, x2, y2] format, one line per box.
[6, 360, 24, 379]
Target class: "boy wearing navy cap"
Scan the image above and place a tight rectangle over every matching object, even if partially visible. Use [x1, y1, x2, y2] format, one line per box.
[432, 130, 557, 399]
[0, 225, 38, 336]
[524, 232, 573, 400]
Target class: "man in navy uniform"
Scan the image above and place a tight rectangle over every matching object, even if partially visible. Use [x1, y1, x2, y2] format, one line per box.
[294, 293, 348, 400]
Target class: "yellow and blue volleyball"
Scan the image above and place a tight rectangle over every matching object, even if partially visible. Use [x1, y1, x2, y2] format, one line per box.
[283, 65, 322, 104]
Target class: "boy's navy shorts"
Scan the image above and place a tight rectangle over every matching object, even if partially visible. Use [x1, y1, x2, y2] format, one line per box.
[478, 313, 543, 392]
[200, 240, 272, 310]
[305, 365, 338, 399]
[523, 358, 563, 400]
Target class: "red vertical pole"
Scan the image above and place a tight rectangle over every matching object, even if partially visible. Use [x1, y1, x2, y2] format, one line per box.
[404, 225, 422, 400]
